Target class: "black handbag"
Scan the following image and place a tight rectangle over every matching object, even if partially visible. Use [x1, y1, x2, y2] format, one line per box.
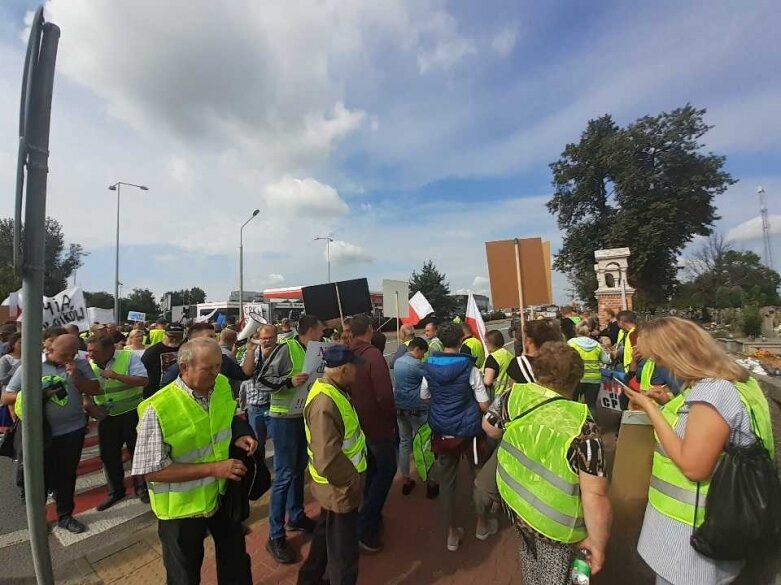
[690, 440, 781, 560]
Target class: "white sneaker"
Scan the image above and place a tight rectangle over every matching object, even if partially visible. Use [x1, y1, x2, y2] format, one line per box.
[447, 527, 464, 552]
[475, 518, 499, 541]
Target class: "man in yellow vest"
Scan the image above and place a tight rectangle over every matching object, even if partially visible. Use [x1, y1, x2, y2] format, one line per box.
[86, 335, 150, 511]
[459, 322, 486, 368]
[132, 338, 256, 584]
[482, 330, 513, 397]
[298, 346, 367, 585]
[613, 310, 638, 375]
[259, 314, 324, 564]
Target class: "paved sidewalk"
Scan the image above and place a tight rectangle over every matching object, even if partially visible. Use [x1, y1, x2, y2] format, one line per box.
[78, 468, 522, 585]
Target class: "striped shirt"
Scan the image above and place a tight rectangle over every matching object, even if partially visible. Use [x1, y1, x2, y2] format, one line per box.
[239, 346, 268, 409]
[637, 378, 754, 585]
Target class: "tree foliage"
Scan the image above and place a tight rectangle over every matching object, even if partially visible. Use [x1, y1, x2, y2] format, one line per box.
[163, 287, 206, 306]
[547, 105, 735, 305]
[0, 217, 86, 300]
[409, 260, 456, 318]
[122, 288, 159, 318]
[675, 235, 781, 308]
[84, 291, 114, 309]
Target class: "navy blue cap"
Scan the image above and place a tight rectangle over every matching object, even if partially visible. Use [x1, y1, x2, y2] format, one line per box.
[323, 345, 364, 368]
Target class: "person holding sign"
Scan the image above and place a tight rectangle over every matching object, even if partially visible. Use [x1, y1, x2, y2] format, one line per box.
[622, 317, 775, 585]
[260, 315, 324, 565]
[298, 346, 367, 585]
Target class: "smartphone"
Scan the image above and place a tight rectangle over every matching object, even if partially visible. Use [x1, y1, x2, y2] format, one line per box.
[55, 383, 68, 400]
[610, 376, 632, 395]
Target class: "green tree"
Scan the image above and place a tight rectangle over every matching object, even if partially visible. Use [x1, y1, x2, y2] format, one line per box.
[84, 291, 115, 309]
[409, 260, 456, 318]
[163, 287, 206, 306]
[121, 288, 159, 318]
[0, 217, 86, 300]
[547, 105, 734, 305]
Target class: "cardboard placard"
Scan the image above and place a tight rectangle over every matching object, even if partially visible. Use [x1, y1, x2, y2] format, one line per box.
[290, 341, 335, 414]
[485, 238, 552, 309]
[598, 378, 625, 412]
[127, 311, 146, 322]
[382, 280, 409, 318]
[42, 287, 89, 330]
[302, 278, 372, 321]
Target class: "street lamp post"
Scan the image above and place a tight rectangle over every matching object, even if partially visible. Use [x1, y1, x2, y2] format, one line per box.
[240, 209, 260, 322]
[108, 181, 148, 324]
[314, 236, 334, 282]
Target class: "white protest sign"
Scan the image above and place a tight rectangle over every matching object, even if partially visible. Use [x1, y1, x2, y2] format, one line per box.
[88, 307, 114, 325]
[597, 378, 624, 412]
[41, 286, 89, 330]
[127, 311, 146, 322]
[382, 280, 409, 318]
[291, 341, 335, 414]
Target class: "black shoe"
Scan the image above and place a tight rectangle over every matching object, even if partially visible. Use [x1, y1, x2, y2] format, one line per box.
[401, 479, 416, 496]
[96, 493, 126, 512]
[287, 515, 316, 533]
[426, 482, 440, 499]
[359, 533, 383, 553]
[135, 488, 150, 504]
[266, 537, 295, 564]
[58, 517, 87, 534]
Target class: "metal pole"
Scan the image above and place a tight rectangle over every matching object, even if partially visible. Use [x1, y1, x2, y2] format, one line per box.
[239, 235, 244, 323]
[327, 239, 331, 283]
[21, 15, 59, 585]
[514, 238, 526, 344]
[114, 183, 121, 324]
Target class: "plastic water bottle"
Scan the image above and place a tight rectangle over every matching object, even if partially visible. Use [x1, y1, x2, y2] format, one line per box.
[570, 549, 591, 585]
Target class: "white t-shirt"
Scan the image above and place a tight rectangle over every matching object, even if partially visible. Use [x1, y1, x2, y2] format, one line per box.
[420, 367, 490, 403]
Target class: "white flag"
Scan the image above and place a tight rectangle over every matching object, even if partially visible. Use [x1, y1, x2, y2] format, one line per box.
[402, 291, 434, 325]
[466, 293, 487, 350]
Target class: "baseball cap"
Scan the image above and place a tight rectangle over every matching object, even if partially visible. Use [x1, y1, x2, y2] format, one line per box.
[165, 323, 185, 335]
[323, 346, 364, 368]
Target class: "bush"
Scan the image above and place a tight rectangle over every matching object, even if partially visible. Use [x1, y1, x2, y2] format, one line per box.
[742, 305, 762, 338]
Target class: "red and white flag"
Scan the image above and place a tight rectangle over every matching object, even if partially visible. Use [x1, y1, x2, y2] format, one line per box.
[466, 292, 487, 350]
[402, 291, 434, 326]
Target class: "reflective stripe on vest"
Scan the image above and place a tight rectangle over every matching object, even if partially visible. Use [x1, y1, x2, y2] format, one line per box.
[304, 379, 367, 485]
[463, 337, 485, 368]
[640, 359, 656, 392]
[139, 375, 236, 520]
[90, 351, 143, 415]
[497, 384, 588, 543]
[568, 340, 602, 383]
[484, 347, 514, 395]
[270, 339, 307, 417]
[648, 377, 775, 528]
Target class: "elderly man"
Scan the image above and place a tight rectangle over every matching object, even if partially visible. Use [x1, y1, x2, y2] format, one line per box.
[133, 338, 256, 585]
[389, 324, 415, 368]
[424, 321, 444, 356]
[349, 314, 396, 552]
[219, 328, 238, 362]
[86, 335, 149, 510]
[240, 324, 278, 448]
[298, 346, 367, 585]
[4, 334, 101, 533]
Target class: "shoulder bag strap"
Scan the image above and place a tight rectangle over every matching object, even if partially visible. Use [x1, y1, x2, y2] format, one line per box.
[509, 396, 565, 424]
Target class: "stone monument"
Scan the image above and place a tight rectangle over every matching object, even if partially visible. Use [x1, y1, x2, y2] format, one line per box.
[594, 248, 635, 328]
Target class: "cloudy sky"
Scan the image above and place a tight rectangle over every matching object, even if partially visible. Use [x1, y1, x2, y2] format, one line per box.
[0, 1, 779, 305]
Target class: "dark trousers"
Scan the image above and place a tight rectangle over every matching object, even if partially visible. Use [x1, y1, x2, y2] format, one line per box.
[268, 417, 307, 540]
[98, 409, 144, 497]
[298, 509, 359, 585]
[158, 504, 252, 585]
[44, 427, 85, 522]
[357, 438, 397, 540]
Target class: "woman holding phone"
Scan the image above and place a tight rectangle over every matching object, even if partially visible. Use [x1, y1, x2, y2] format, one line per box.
[622, 317, 774, 585]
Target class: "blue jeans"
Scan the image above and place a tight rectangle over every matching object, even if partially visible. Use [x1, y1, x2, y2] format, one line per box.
[268, 417, 307, 540]
[358, 438, 397, 541]
[396, 412, 428, 479]
[247, 404, 270, 448]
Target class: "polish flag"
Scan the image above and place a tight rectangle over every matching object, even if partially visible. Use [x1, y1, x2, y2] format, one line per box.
[466, 292, 487, 350]
[402, 291, 434, 326]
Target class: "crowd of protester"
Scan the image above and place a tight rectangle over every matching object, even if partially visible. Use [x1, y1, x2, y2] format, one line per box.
[0, 305, 777, 585]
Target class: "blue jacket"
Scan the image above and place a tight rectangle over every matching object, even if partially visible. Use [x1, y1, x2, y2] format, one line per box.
[393, 353, 425, 411]
[422, 352, 482, 438]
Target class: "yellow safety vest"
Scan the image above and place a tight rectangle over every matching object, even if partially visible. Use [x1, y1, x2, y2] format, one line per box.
[138, 375, 236, 520]
[90, 351, 144, 416]
[484, 347, 514, 395]
[270, 338, 307, 417]
[616, 327, 635, 372]
[148, 329, 166, 346]
[567, 339, 603, 383]
[304, 379, 367, 484]
[497, 382, 588, 543]
[463, 337, 486, 369]
[648, 377, 774, 528]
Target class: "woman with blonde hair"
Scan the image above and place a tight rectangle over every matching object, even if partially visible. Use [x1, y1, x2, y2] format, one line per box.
[125, 329, 147, 355]
[623, 317, 774, 585]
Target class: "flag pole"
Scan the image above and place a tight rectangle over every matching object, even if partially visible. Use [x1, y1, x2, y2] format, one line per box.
[334, 282, 345, 330]
[395, 291, 401, 344]
[514, 238, 526, 344]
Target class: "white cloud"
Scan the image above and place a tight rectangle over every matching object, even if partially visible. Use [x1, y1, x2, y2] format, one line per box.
[267, 273, 285, 285]
[472, 276, 489, 289]
[264, 177, 349, 218]
[329, 240, 373, 264]
[418, 37, 477, 73]
[491, 27, 518, 57]
[726, 215, 781, 241]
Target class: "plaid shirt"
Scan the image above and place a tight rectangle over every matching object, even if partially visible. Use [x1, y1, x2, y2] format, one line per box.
[239, 346, 268, 409]
[131, 377, 213, 477]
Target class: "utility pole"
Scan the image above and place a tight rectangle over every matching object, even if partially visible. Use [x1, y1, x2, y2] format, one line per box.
[759, 186, 773, 270]
[315, 235, 334, 282]
[239, 209, 260, 321]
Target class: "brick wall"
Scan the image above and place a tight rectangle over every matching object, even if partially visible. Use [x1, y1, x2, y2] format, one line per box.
[597, 292, 634, 328]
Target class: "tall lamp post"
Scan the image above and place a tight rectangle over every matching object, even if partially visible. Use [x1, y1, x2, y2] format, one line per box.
[314, 235, 334, 282]
[240, 209, 260, 321]
[108, 181, 148, 324]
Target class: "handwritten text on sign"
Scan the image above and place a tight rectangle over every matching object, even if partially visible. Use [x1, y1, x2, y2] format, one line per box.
[597, 379, 624, 412]
[42, 287, 89, 330]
